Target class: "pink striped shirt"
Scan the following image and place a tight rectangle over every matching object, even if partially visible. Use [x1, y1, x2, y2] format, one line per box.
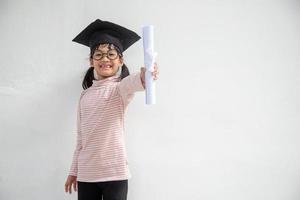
[69, 72, 144, 182]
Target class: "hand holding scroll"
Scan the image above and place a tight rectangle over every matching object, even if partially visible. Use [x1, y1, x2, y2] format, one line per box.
[140, 62, 159, 88]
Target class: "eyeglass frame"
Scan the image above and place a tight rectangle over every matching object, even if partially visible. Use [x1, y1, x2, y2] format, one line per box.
[92, 49, 122, 61]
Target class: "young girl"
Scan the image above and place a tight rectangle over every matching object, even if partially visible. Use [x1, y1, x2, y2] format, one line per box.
[64, 19, 159, 200]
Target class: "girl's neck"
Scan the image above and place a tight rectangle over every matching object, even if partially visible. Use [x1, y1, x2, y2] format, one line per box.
[96, 74, 119, 81]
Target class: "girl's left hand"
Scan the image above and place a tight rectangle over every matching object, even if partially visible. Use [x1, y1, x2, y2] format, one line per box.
[140, 63, 159, 88]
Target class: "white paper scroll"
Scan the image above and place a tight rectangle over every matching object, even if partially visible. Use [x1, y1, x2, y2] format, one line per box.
[142, 25, 157, 105]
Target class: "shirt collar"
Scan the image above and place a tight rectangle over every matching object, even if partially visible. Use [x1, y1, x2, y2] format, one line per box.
[92, 74, 121, 87]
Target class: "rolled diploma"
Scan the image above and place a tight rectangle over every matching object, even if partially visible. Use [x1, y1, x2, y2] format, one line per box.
[142, 25, 156, 105]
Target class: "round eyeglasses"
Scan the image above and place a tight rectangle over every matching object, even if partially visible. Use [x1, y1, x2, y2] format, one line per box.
[92, 49, 120, 60]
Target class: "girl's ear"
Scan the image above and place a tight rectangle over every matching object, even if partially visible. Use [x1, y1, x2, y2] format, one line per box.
[90, 58, 93, 67]
[119, 57, 124, 66]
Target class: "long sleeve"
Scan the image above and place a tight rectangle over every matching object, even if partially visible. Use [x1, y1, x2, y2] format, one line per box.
[69, 97, 83, 177]
[117, 72, 145, 107]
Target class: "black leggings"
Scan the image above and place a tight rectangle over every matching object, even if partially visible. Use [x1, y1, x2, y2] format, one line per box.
[77, 179, 128, 200]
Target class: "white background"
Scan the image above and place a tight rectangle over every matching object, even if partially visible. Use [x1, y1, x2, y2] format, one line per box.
[0, 0, 299, 199]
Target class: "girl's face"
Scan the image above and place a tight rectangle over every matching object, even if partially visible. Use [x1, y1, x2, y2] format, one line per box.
[90, 44, 123, 79]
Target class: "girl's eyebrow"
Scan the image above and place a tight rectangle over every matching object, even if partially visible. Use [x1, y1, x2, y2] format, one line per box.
[95, 49, 105, 53]
[94, 49, 115, 53]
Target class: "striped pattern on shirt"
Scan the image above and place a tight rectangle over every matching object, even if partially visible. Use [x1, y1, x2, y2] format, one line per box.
[69, 72, 144, 182]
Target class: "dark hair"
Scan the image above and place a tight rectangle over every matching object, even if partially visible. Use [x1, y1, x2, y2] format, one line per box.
[82, 43, 130, 90]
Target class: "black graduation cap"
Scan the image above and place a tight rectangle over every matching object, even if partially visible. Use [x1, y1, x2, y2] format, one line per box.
[72, 19, 141, 52]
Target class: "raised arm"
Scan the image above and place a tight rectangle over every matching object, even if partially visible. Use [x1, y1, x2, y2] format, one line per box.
[117, 64, 159, 106]
[117, 72, 145, 106]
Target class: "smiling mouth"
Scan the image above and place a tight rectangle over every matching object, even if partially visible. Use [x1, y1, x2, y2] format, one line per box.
[100, 64, 112, 69]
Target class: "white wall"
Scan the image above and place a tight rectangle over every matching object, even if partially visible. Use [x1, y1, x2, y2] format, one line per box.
[0, 0, 299, 199]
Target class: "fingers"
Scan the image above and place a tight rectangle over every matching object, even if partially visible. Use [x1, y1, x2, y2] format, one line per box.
[65, 182, 72, 194]
[65, 176, 78, 194]
[142, 63, 159, 80]
[74, 181, 77, 192]
[69, 183, 72, 194]
[152, 63, 159, 80]
[65, 183, 68, 193]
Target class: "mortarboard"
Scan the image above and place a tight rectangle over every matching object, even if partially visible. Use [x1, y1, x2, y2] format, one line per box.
[72, 19, 141, 52]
